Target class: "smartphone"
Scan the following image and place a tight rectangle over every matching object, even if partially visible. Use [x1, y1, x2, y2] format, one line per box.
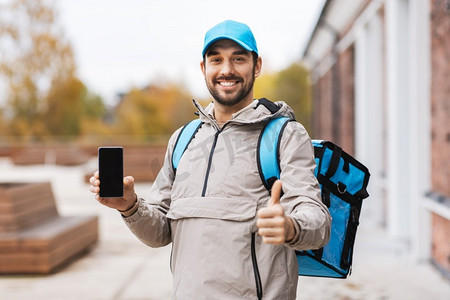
[98, 147, 123, 198]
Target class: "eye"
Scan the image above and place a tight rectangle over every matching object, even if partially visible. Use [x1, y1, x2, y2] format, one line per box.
[210, 57, 221, 63]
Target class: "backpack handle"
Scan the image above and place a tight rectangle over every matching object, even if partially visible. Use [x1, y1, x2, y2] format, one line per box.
[325, 144, 342, 178]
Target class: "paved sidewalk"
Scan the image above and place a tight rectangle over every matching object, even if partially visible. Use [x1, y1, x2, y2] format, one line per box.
[0, 159, 449, 299]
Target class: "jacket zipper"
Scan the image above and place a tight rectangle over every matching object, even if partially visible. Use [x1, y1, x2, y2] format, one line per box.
[199, 124, 263, 299]
[201, 133, 263, 300]
[251, 232, 263, 300]
[201, 129, 221, 196]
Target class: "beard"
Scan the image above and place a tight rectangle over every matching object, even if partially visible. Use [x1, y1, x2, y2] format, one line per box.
[205, 73, 255, 107]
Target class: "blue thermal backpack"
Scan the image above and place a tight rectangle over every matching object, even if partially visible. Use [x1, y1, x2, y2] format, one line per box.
[172, 116, 370, 279]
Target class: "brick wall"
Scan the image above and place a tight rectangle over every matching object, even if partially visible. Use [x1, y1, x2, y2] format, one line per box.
[431, 213, 450, 276]
[430, 0, 450, 275]
[337, 46, 355, 155]
[312, 47, 355, 154]
[430, 0, 450, 197]
[309, 0, 449, 276]
[312, 71, 334, 141]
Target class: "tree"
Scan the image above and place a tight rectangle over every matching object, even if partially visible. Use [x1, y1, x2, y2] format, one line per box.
[114, 82, 196, 139]
[273, 63, 312, 132]
[0, 0, 105, 140]
[0, 108, 5, 135]
[44, 77, 84, 136]
[254, 71, 277, 100]
[115, 88, 168, 139]
[149, 83, 197, 132]
[79, 89, 110, 136]
[254, 63, 312, 132]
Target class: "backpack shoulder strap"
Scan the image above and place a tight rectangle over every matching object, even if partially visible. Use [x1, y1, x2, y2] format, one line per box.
[172, 119, 203, 171]
[257, 116, 293, 191]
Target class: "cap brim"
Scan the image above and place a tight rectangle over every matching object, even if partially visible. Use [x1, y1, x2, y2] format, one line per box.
[202, 36, 254, 56]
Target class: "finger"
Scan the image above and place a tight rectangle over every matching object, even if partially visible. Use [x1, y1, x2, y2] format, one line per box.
[89, 176, 100, 187]
[258, 227, 284, 238]
[89, 185, 99, 194]
[94, 170, 99, 179]
[124, 176, 135, 196]
[257, 207, 284, 219]
[123, 176, 137, 203]
[268, 180, 282, 207]
[123, 176, 135, 190]
[261, 236, 284, 245]
[257, 214, 285, 226]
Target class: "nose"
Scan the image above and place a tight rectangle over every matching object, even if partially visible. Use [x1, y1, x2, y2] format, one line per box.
[220, 59, 235, 76]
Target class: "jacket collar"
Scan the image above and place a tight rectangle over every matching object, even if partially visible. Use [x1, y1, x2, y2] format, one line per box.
[192, 98, 295, 127]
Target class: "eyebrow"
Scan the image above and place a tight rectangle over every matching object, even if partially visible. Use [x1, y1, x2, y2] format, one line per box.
[206, 50, 220, 57]
[206, 49, 251, 57]
[232, 50, 250, 56]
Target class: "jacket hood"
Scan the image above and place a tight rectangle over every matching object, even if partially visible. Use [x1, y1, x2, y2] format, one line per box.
[192, 98, 296, 126]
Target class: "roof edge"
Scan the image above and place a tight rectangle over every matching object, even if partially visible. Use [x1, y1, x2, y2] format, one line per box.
[302, 0, 332, 58]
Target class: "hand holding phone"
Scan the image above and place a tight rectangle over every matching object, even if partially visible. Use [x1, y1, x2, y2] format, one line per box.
[98, 147, 124, 198]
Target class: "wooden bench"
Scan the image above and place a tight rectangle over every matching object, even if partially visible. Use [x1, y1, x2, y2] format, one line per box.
[0, 182, 98, 274]
[11, 145, 90, 166]
[0, 144, 11, 157]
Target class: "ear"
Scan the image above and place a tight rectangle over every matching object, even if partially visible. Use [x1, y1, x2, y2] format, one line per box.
[254, 56, 262, 78]
[200, 60, 206, 76]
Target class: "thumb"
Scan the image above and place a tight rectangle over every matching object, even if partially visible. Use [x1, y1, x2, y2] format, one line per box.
[123, 176, 135, 188]
[268, 180, 282, 206]
[123, 176, 135, 196]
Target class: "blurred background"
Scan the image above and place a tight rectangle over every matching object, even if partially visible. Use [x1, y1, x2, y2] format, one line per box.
[0, 0, 449, 299]
[0, 0, 318, 145]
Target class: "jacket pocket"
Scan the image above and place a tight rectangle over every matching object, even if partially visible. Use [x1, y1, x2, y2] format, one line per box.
[167, 196, 257, 221]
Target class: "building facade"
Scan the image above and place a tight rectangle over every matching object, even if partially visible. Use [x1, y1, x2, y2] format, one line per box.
[302, 0, 449, 278]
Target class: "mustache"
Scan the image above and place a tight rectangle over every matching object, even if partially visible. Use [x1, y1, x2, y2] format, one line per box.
[215, 75, 243, 81]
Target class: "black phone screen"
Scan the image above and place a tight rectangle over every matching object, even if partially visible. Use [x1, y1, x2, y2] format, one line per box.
[98, 147, 123, 198]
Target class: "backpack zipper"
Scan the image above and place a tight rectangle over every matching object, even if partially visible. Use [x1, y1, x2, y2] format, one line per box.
[251, 232, 263, 300]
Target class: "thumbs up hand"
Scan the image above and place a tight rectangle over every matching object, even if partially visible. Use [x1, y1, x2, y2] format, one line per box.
[256, 180, 296, 245]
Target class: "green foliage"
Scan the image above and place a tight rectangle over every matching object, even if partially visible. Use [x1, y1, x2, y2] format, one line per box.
[83, 91, 106, 121]
[254, 72, 277, 100]
[115, 88, 167, 138]
[0, 0, 313, 143]
[255, 63, 312, 132]
[275, 63, 312, 131]
[0, 0, 195, 142]
[44, 77, 84, 136]
[0, 0, 109, 141]
[114, 84, 196, 139]
[0, 109, 3, 132]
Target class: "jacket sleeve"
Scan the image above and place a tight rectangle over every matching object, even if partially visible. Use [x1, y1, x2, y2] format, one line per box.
[278, 121, 332, 251]
[121, 128, 182, 248]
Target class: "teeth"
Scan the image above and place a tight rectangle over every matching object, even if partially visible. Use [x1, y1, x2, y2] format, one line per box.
[219, 81, 236, 86]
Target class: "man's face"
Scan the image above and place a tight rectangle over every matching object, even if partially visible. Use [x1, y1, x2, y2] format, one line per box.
[201, 39, 262, 108]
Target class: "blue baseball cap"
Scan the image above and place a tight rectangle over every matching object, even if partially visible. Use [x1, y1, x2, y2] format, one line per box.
[202, 20, 258, 57]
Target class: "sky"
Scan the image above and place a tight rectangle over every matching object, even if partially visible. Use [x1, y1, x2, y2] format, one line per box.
[57, 0, 325, 104]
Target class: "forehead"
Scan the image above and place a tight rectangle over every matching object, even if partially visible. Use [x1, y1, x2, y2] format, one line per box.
[205, 39, 250, 55]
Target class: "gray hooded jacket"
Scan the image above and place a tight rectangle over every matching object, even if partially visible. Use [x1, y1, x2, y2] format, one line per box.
[123, 99, 331, 299]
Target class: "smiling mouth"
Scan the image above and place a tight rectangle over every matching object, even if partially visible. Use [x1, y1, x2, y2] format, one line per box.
[218, 81, 238, 87]
[216, 75, 242, 88]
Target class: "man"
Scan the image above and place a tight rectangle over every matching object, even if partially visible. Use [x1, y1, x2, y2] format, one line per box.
[90, 20, 331, 299]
